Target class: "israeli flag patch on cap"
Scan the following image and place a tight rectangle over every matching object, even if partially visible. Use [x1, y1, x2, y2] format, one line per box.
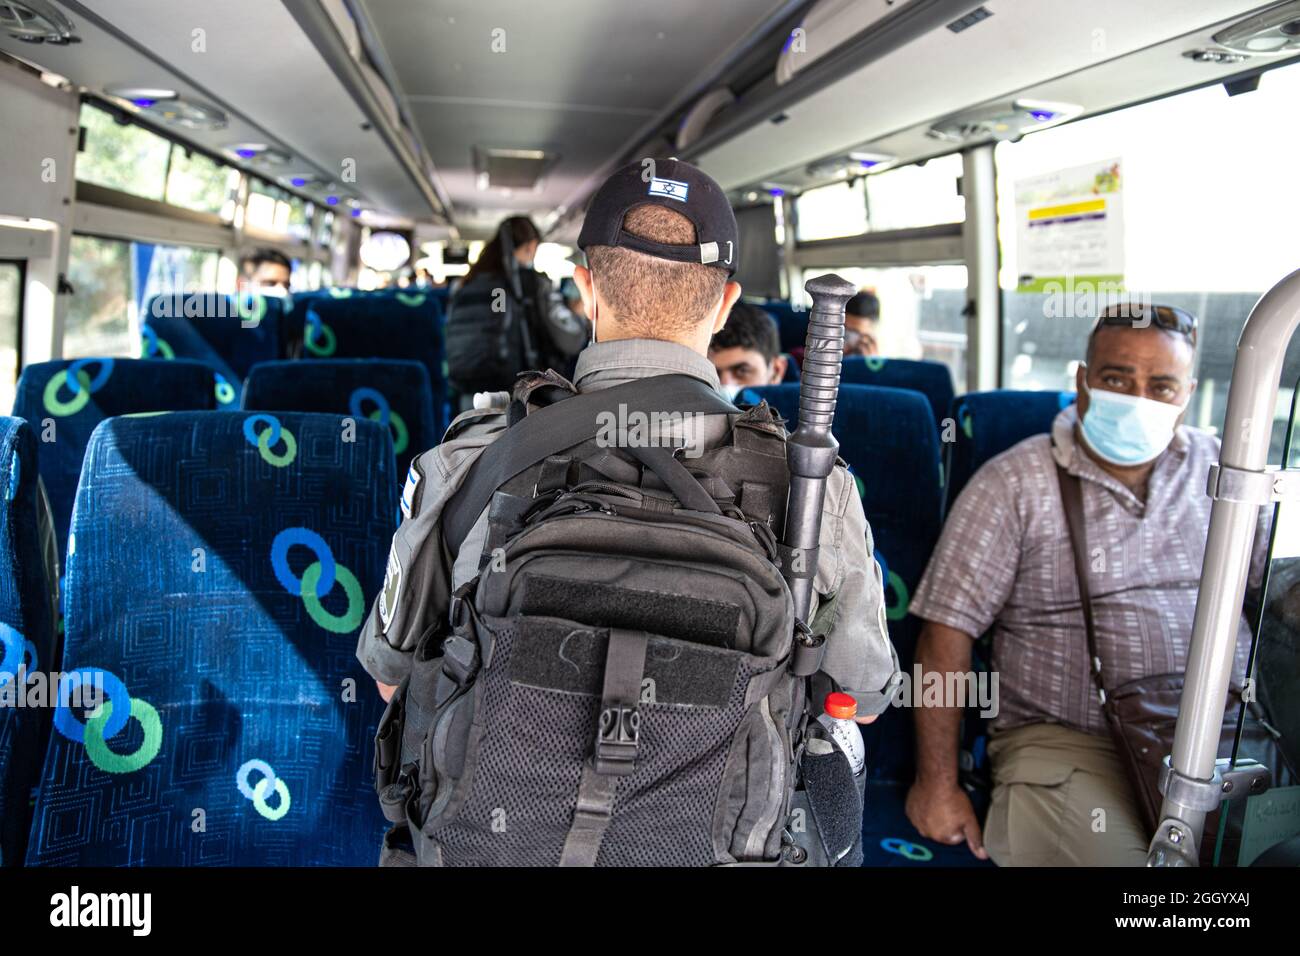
[648, 177, 689, 202]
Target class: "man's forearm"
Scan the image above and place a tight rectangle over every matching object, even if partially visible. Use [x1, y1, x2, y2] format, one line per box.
[913, 621, 974, 787]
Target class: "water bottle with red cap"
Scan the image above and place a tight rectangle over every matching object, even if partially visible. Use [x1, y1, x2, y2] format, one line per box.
[816, 691, 865, 777]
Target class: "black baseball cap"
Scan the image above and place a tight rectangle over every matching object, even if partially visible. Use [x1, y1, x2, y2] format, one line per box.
[577, 158, 739, 277]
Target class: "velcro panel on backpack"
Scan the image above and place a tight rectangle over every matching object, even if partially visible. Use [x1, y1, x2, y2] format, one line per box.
[508, 620, 738, 707]
[480, 514, 793, 659]
[801, 749, 865, 866]
[519, 574, 740, 649]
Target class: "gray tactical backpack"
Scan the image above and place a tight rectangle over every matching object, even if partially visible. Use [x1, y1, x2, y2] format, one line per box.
[374, 372, 864, 867]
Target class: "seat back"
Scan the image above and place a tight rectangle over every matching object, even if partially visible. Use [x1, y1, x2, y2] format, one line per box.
[945, 389, 1074, 509]
[840, 357, 955, 431]
[12, 359, 217, 571]
[746, 384, 943, 781]
[302, 292, 446, 435]
[25, 411, 395, 865]
[142, 293, 287, 405]
[243, 359, 439, 481]
[756, 300, 809, 353]
[0, 418, 58, 866]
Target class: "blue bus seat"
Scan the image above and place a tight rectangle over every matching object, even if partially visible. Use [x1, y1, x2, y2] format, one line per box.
[141, 293, 288, 408]
[841, 356, 955, 432]
[24, 411, 395, 866]
[755, 299, 808, 353]
[301, 293, 447, 435]
[945, 389, 1074, 510]
[243, 358, 438, 482]
[12, 359, 217, 573]
[860, 781, 995, 867]
[0, 418, 59, 866]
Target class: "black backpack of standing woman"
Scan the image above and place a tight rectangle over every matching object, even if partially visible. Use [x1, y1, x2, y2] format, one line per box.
[444, 217, 587, 400]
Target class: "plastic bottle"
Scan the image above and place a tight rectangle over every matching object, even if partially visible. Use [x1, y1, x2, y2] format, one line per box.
[816, 691, 865, 776]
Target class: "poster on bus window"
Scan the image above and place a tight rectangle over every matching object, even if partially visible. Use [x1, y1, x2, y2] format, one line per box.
[1014, 158, 1124, 294]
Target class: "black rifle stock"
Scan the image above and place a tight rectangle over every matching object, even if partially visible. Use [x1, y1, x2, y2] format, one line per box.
[783, 274, 854, 658]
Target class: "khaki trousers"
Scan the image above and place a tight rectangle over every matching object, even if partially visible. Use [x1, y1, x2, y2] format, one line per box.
[983, 722, 1150, 867]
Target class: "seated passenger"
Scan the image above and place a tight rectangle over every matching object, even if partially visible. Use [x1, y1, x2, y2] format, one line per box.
[238, 247, 292, 294]
[843, 290, 880, 357]
[708, 301, 788, 390]
[904, 303, 1264, 866]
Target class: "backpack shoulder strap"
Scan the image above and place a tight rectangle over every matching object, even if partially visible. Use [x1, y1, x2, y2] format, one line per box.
[443, 373, 738, 558]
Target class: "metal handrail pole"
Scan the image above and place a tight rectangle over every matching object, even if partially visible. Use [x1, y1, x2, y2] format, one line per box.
[1149, 268, 1300, 865]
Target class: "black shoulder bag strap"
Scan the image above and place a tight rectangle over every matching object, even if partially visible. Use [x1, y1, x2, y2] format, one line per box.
[442, 373, 739, 559]
[1054, 463, 1108, 704]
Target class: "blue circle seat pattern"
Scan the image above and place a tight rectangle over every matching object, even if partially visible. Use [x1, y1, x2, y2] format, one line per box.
[24, 411, 396, 866]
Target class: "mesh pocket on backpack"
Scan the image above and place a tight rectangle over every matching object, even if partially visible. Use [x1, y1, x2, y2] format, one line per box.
[424, 618, 789, 866]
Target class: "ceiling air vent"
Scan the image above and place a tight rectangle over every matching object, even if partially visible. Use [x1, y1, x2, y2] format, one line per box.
[1213, 0, 1300, 56]
[107, 89, 229, 132]
[146, 99, 227, 132]
[928, 98, 1080, 144]
[805, 150, 896, 181]
[0, 0, 79, 44]
[473, 147, 557, 191]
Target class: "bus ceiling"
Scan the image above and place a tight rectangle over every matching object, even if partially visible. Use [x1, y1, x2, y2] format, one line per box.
[0, 0, 446, 227]
[1, 0, 1298, 239]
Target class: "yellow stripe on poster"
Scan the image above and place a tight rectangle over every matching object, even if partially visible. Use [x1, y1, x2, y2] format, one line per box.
[1028, 198, 1106, 221]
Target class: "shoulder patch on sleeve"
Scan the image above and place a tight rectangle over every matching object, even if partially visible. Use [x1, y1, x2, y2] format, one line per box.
[401, 458, 425, 520]
[378, 543, 403, 634]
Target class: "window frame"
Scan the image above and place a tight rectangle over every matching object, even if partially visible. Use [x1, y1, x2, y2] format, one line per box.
[0, 257, 27, 395]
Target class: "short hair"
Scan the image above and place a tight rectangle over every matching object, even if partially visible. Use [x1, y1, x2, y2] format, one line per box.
[846, 290, 880, 320]
[585, 204, 729, 339]
[241, 247, 291, 273]
[711, 302, 781, 363]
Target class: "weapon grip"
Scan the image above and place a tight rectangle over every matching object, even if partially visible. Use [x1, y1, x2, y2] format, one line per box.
[795, 274, 855, 439]
[783, 274, 855, 629]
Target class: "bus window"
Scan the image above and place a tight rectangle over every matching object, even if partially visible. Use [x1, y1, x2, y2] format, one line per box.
[63, 235, 220, 357]
[802, 265, 968, 388]
[75, 102, 172, 202]
[0, 260, 21, 414]
[997, 60, 1300, 458]
[1217, 372, 1300, 866]
[165, 147, 240, 220]
[795, 154, 966, 242]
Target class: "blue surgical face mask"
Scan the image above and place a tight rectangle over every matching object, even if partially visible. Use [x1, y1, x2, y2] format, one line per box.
[1079, 379, 1187, 466]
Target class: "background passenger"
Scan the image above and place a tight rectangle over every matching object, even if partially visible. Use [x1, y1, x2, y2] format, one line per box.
[709, 302, 788, 390]
[443, 215, 588, 403]
[903, 303, 1266, 866]
[238, 247, 292, 294]
[843, 290, 880, 357]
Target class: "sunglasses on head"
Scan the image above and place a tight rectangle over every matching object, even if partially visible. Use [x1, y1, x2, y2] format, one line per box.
[1093, 303, 1198, 344]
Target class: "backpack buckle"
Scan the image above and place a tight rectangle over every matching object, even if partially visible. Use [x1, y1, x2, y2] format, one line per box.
[448, 581, 475, 631]
[594, 704, 640, 776]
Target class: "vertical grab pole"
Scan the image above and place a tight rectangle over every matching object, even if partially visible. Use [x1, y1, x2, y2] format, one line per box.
[1149, 268, 1300, 865]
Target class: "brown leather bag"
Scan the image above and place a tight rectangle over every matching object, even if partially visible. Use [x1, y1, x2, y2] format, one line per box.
[1054, 465, 1249, 854]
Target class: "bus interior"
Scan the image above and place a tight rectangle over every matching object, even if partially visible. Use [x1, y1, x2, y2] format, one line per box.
[2, 0, 1300, 877]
